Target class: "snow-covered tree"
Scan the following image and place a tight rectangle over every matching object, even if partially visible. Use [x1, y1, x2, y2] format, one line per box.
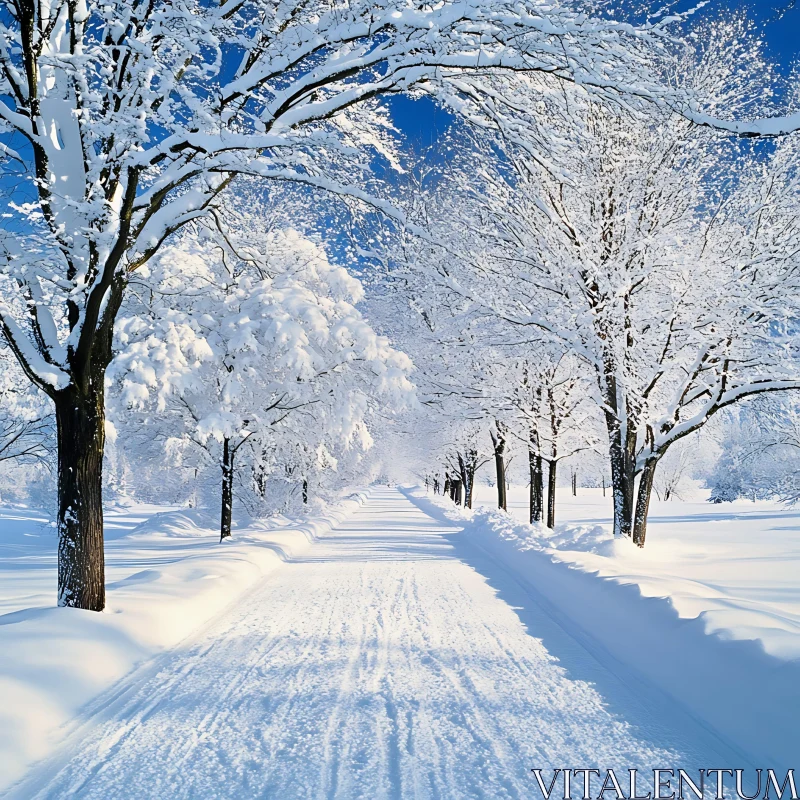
[402, 24, 800, 547]
[506, 352, 600, 528]
[0, 0, 706, 610]
[0, 350, 52, 468]
[709, 397, 800, 505]
[111, 212, 414, 539]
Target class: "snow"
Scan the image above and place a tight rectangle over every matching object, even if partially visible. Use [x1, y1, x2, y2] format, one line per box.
[4, 488, 748, 798]
[458, 483, 800, 770]
[3, 486, 798, 796]
[472, 484, 800, 662]
[690, 109, 800, 138]
[0, 493, 367, 794]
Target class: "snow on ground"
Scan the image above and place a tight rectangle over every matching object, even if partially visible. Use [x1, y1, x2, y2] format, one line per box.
[0, 494, 366, 793]
[472, 484, 800, 661]
[448, 483, 800, 770]
[2, 486, 795, 797]
[6, 489, 743, 800]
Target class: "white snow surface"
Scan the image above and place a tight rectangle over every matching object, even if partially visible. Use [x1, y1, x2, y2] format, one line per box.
[0, 494, 368, 794]
[466, 484, 800, 771]
[472, 484, 800, 662]
[0, 486, 792, 797]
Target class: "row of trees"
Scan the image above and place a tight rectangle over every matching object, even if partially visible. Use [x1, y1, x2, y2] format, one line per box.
[0, 0, 799, 609]
[374, 20, 800, 546]
[109, 187, 415, 539]
[0, 0, 689, 610]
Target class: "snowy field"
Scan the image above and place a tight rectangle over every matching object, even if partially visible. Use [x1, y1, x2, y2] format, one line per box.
[472, 484, 800, 661]
[1, 486, 798, 796]
[462, 484, 800, 770]
[1, 0, 800, 796]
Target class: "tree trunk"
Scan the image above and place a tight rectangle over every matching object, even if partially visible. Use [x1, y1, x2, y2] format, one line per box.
[458, 451, 476, 509]
[529, 449, 543, 524]
[302, 478, 308, 505]
[546, 459, 557, 529]
[220, 437, 234, 541]
[600, 364, 637, 538]
[607, 421, 636, 538]
[453, 479, 462, 506]
[54, 384, 106, 611]
[632, 458, 659, 548]
[443, 473, 451, 499]
[491, 425, 507, 511]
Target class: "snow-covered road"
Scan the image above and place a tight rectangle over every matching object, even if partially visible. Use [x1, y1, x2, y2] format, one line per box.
[8, 488, 739, 799]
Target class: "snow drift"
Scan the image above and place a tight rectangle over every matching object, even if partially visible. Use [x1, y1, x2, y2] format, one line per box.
[0, 492, 367, 792]
[406, 488, 800, 772]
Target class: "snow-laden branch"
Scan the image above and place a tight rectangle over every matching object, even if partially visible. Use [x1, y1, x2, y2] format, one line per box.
[689, 109, 800, 139]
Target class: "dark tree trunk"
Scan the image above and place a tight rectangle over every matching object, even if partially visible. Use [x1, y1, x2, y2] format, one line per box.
[458, 450, 477, 509]
[491, 425, 507, 511]
[529, 426, 543, 524]
[255, 463, 266, 497]
[220, 437, 234, 541]
[529, 449, 543, 524]
[465, 467, 475, 509]
[302, 478, 308, 505]
[633, 458, 659, 548]
[546, 459, 557, 529]
[601, 371, 638, 538]
[546, 389, 561, 530]
[443, 473, 451, 499]
[606, 416, 637, 538]
[453, 479, 463, 506]
[572, 471, 577, 496]
[54, 384, 106, 611]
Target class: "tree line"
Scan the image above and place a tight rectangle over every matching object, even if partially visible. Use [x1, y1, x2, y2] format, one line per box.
[0, 0, 798, 610]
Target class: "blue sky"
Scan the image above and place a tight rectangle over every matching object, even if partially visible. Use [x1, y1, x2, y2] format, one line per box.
[390, 0, 800, 148]
[1, 1, 797, 212]
[700, 1, 799, 73]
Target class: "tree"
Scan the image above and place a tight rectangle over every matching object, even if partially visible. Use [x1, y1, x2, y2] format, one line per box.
[0, 349, 52, 469]
[438, 421, 489, 510]
[0, 0, 716, 606]
[478, 103, 800, 543]
[505, 352, 599, 528]
[112, 210, 414, 540]
[489, 420, 508, 511]
[404, 25, 800, 546]
[651, 437, 708, 502]
[708, 396, 800, 505]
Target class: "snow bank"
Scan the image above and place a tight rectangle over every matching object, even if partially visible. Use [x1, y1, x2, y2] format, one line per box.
[407, 488, 800, 771]
[473, 485, 800, 662]
[0, 492, 367, 792]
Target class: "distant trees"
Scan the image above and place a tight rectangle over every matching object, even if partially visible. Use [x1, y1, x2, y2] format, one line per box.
[0, 0, 698, 610]
[389, 23, 800, 545]
[507, 354, 600, 528]
[709, 397, 800, 505]
[0, 0, 798, 611]
[0, 354, 52, 469]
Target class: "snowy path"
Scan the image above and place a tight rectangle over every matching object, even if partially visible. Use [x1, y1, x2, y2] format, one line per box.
[8, 488, 737, 800]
